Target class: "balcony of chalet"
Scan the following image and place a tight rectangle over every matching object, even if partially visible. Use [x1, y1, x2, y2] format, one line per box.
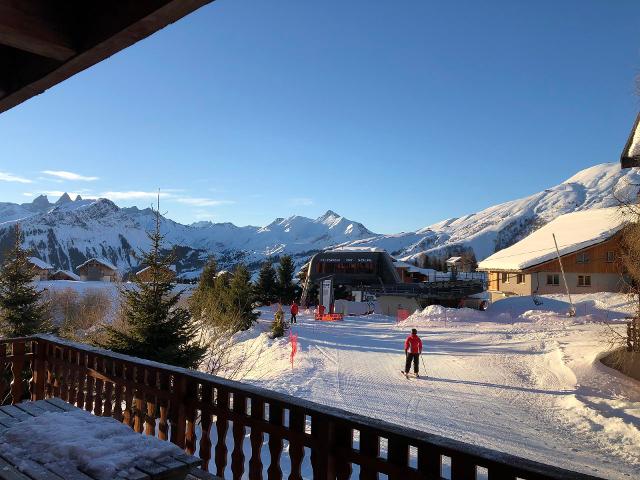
[0, 334, 604, 480]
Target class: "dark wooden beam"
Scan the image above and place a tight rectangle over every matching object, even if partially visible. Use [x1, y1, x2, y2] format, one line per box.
[0, 0, 214, 114]
[0, 3, 76, 61]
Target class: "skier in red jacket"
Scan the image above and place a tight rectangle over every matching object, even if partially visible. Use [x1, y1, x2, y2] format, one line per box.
[404, 328, 423, 377]
[290, 301, 299, 324]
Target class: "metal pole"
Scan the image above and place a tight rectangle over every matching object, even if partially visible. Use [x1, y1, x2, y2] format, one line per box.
[552, 233, 575, 316]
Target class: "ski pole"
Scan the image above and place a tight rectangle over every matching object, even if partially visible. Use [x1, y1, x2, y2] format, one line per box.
[420, 354, 427, 376]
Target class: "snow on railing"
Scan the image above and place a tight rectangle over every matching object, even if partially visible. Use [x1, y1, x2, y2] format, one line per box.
[0, 335, 604, 480]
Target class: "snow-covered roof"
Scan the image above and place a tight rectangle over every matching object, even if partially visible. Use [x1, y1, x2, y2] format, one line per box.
[621, 112, 640, 168]
[77, 258, 117, 272]
[478, 207, 628, 272]
[52, 270, 81, 281]
[329, 246, 386, 253]
[393, 261, 438, 277]
[28, 256, 53, 270]
[136, 265, 176, 276]
[446, 256, 462, 264]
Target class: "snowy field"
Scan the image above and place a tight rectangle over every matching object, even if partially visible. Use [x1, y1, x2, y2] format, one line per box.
[224, 294, 640, 479]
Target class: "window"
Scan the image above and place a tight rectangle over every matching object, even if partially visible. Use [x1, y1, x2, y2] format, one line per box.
[516, 274, 525, 284]
[501, 272, 508, 283]
[606, 251, 615, 263]
[578, 275, 591, 287]
[576, 252, 590, 264]
[546, 274, 560, 285]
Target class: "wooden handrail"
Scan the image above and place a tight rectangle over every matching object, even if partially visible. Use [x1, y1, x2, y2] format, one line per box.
[0, 334, 604, 480]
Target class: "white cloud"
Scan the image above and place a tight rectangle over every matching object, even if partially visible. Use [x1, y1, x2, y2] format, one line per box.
[42, 170, 99, 181]
[100, 191, 172, 200]
[290, 197, 314, 206]
[175, 197, 235, 207]
[0, 172, 32, 184]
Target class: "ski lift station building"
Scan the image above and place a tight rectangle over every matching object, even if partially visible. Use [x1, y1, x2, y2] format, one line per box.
[477, 207, 628, 302]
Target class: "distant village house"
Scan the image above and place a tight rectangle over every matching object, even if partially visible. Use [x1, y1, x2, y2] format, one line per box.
[50, 270, 81, 281]
[446, 256, 474, 274]
[478, 208, 626, 302]
[76, 258, 118, 282]
[136, 265, 176, 283]
[28, 257, 52, 281]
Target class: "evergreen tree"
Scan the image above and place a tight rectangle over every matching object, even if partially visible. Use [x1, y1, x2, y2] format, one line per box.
[0, 224, 51, 337]
[102, 200, 205, 369]
[224, 264, 258, 330]
[254, 259, 277, 305]
[276, 255, 296, 304]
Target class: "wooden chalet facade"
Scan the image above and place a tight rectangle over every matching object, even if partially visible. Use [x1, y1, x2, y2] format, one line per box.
[478, 208, 626, 302]
[50, 269, 80, 281]
[28, 257, 52, 281]
[483, 234, 623, 301]
[76, 258, 118, 282]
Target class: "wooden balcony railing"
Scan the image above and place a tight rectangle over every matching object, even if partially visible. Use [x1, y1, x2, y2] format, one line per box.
[0, 334, 602, 480]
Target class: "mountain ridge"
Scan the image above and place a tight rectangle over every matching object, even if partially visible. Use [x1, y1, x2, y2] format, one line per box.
[0, 162, 637, 277]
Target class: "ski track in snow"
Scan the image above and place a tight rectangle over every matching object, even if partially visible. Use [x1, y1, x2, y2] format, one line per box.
[233, 297, 640, 479]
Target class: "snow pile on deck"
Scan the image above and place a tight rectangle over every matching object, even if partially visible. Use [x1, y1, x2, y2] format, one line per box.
[478, 207, 628, 271]
[0, 410, 183, 479]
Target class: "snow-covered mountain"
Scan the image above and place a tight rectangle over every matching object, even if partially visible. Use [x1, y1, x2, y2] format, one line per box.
[0, 162, 637, 277]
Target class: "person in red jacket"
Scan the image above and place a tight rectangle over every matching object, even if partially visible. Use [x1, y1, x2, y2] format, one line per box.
[404, 328, 423, 377]
[290, 301, 299, 324]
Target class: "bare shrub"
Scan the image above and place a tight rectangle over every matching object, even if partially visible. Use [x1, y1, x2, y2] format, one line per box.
[42, 288, 113, 341]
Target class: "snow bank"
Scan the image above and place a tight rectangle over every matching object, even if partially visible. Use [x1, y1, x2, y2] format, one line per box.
[0, 410, 183, 479]
[398, 293, 633, 328]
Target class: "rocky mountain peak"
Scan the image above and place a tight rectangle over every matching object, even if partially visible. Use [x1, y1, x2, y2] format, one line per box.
[55, 192, 72, 205]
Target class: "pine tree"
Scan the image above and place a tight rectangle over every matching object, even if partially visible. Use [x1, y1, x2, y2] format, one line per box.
[189, 257, 218, 320]
[0, 224, 51, 337]
[224, 264, 258, 330]
[276, 255, 296, 304]
[102, 199, 205, 369]
[255, 259, 277, 305]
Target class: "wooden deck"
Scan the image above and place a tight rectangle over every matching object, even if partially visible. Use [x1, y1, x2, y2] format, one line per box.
[0, 334, 606, 480]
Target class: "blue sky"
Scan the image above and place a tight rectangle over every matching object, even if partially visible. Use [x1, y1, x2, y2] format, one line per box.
[0, 0, 639, 233]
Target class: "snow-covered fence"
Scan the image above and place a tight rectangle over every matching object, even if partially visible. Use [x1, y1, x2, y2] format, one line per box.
[0, 335, 605, 480]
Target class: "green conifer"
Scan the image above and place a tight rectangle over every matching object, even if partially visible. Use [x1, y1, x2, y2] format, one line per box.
[102, 199, 205, 369]
[0, 224, 51, 337]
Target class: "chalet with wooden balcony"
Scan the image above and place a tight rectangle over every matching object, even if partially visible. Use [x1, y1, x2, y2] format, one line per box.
[28, 257, 52, 281]
[76, 258, 118, 282]
[478, 207, 627, 302]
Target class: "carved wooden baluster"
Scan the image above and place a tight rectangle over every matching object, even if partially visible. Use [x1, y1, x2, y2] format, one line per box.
[144, 369, 157, 436]
[123, 363, 135, 427]
[387, 435, 409, 480]
[199, 384, 213, 471]
[0, 343, 8, 404]
[231, 391, 247, 480]
[169, 375, 187, 448]
[334, 422, 353, 480]
[215, 388, 230, 477]
[112, 361, 124, 422]
[184, 379, 198, 454]
[249, 397, 265, 480]
[75, 351, 87, 408]
[310, 414, 331, 480]
[51, 346, 62, 398]
[67, 350, 78, 407]
[10, 341, 25, 403]
[60, 347, 72, 402]
[287, 407, 306, 480]
[487, 463, 518, 480]
[157, 372, 170, 440]
[267, 402, 284, 480]
[84, 353, 95, 412]
[133, 366, 144, 433]
[30, 340, 45, 401]
[451, 453, 477, 479]
[93, 356, 105, 416]
[358, 428, 379, 480]
[417, 443, 441, 479]
[102, 358, 113, 418]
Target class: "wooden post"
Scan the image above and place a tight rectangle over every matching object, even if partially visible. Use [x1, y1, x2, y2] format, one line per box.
[10, 341, 25, 403]
[31, 339, 45, 401]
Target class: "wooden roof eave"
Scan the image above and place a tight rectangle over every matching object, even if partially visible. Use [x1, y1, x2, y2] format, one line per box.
[0, 0, 215, 114]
